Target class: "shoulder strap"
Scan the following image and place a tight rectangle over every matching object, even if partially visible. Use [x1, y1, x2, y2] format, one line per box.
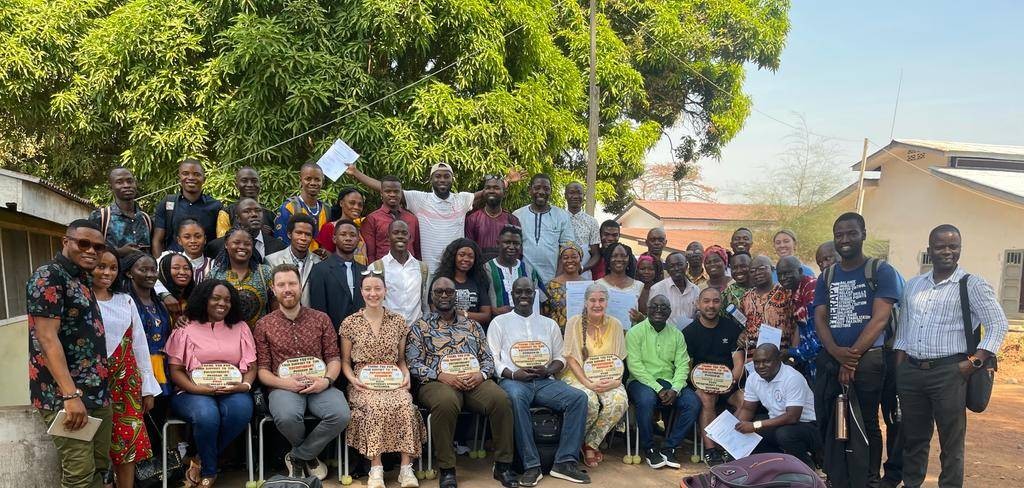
[140, 210, 152, 233]
[824, 263, 836, 290]
[100, 206, 111, 239]
[864, 257, 881, 292]
[960, 274, 978, 353]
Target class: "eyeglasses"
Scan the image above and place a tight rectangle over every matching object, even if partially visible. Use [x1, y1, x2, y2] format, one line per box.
[67, 236, 107, 254]
[648, 303, 671, 312]
[432, 288, 456, 297]
[751, 265, 772, 272]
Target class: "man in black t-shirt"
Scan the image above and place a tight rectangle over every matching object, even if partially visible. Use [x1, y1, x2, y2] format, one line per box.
[683, 287, 744, 465]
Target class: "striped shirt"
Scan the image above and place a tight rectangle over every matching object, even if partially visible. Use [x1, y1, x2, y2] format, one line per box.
[894, 267, 1008, 359]
[403, 190, 476, 275]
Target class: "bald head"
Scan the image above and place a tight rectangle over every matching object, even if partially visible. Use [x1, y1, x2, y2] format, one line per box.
[511, 276, 537, 316]
[751, 255, 774, 289]
[646, 227, 667, 256]
[816, 241, 840, 273]
[752, 343, 783, 381]
[777, 255, 804, 291]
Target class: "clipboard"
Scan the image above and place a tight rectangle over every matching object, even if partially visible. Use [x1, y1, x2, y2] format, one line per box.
[46, 409, 104, 441]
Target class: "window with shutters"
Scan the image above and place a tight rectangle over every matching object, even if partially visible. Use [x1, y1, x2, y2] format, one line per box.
[0, 225, 63, 324]
[919, 251, 933, 275]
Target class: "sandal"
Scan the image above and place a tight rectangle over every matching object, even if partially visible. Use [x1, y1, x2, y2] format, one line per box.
[582, 444, 600, 468]
[184, 457, 202, 488]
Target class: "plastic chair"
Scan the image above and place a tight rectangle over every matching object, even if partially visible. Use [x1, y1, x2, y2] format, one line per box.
[256, 414, 348, 484]
[162, 417, 254, 488]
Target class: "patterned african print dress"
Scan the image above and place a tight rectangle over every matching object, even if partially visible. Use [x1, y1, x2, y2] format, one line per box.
[341, 309, 425, 458]
[99, 294, 161, 465]
[211, 264, 273, 326]
[542, 280, 569, 330]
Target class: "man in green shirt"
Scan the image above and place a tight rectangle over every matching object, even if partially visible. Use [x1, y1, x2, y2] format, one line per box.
[626, 294, 701, 470]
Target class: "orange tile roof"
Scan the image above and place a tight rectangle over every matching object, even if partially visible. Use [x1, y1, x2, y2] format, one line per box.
[627, 200, 774, 222]
[620, 227, 734, 252]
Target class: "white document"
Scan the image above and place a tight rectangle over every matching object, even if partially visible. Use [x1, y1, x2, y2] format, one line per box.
[316, 139, 360, 181]
[704, 410, 762, 461]
[564, 280, 595, 323]
[606, 288, 639, 331]
[46, 410, 104, 441]
[756, 323, 783, 348]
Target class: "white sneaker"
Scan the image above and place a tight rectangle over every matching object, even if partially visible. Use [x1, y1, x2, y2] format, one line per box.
[398, 464, 419, 488]
[368, 466, 386, 488]
[304, 457, 328, 481]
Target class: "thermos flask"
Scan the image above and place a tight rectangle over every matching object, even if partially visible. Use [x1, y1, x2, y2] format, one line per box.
[836, 393, 849, 441]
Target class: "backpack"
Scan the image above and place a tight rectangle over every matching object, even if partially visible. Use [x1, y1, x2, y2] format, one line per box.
[99, 205, 152, 240]
[682, 453, 826, 488]
[822, 257, 900, 346]
[262, 474, 323, 488]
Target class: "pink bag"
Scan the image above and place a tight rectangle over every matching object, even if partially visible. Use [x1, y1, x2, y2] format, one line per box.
[681, 453, 826, 488]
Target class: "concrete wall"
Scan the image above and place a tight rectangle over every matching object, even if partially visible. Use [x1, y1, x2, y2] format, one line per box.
[617, 207, 661, 229]
[0, 406, 61, 486]
[0, 320, 29, 407]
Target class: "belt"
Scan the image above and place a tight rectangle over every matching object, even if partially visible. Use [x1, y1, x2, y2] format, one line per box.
[906, 354, 966, 370]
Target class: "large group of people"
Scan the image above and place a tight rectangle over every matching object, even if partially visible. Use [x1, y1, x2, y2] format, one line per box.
[28, 160, 1009, 488]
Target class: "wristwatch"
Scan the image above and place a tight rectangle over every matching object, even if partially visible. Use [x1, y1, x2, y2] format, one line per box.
[968, 356, 983, 368]
[752, 420, 763, 431]
[60, 389, 84, 401]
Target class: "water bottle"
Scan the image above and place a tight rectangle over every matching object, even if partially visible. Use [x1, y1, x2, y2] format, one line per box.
[177, 441, 188, 459]
[726, 304, 747, 325]
[835, 394, 849, 441]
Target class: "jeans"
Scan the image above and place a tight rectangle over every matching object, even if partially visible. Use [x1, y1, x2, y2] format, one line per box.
[38, 404, 113, 488]
[171, 392, 253, 477]
[627, 379, 701, 451]
[269, 387, 351, 462]
[499, 377, 588, 470]
[757, 421, 821, 468]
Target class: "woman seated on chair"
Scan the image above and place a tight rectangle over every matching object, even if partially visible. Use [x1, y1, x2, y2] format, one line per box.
[166, 279, 257, 488]
[560, 282, 628, 467]
[341, 272, 425, 488]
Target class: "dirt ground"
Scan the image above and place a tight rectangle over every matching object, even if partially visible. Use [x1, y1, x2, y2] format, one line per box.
[215, 352, 1024, 487]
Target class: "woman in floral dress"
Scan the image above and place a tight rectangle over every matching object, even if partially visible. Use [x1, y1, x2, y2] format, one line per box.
[94, 249, 161, 487]
[341, 273, 425, 488]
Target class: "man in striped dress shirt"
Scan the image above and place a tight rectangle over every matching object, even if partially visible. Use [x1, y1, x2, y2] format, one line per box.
[893, 224, 1008, 488]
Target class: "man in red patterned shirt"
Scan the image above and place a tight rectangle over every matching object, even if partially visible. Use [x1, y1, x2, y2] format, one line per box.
[255, 264, 351, 480]
[737, 255, 798, 356]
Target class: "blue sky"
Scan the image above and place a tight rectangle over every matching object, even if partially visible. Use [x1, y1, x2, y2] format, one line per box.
[648, 0, 1024, 201]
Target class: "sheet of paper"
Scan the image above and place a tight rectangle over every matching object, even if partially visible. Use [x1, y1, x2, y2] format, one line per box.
[564, 280, 594, 323]
[606, 288, 639, 331]
[46, 410, 104, 442]
[756, 323, 783, 348]
[704, 410, 762, 461]
[316, 139, 360, 181]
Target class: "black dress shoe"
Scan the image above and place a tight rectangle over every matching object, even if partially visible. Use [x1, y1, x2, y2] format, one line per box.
[492, 462, 519, 488]
[439, 467, 458, 488]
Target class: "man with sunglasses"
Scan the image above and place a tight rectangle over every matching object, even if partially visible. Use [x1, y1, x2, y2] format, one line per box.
[27, 219, 114, 487]
[406, 277, 518, 488]
[465, 176, 521, 262]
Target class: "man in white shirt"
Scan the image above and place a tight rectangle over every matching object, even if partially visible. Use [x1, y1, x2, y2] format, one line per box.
[265, 213, 322, 306]
[894, 224, 1008, 488]
[735, 344, 820, 468]
[368, 220, 429, 325]
[488, 277, 590, 486]
[649, 252, 699, 329]
[346, 163, 522, 275]
[564, 182, 601, 276]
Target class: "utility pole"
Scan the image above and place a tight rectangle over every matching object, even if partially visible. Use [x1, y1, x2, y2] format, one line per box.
[585, 0, 599, 215]
[856, 137, 869, 213]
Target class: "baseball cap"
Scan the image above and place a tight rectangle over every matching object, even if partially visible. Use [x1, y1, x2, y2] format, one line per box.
[430, 163, 454, 176]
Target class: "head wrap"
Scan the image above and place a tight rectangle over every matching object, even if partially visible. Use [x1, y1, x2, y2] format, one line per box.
[703, 244, 729, 265]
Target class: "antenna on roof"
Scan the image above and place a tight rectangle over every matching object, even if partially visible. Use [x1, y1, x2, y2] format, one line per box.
[889, 68, 903, 140]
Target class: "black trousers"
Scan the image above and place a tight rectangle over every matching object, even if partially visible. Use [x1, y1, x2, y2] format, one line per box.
[897, 359, 968, 488]
[756, 421, 821, 468]
[881, 348, 903, 484]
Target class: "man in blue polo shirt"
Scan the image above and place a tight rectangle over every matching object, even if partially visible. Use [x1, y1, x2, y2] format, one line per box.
[151, 158, 223, 256]
[813, 212, 900, 488]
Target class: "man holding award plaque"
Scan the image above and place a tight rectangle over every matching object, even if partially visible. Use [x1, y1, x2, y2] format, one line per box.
[488, 277, 591, 486]
[254, 264, 350, 480]
[682, 287, 745, 466]
[406, 277, 518, 488]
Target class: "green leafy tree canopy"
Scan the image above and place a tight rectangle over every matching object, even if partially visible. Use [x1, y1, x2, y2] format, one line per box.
[1, 0, 789, 211]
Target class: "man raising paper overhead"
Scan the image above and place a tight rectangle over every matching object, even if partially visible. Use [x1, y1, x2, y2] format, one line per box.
[346, 164, 522, 275]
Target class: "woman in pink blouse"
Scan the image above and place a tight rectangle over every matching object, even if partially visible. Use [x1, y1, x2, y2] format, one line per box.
[166, 279, 256, 488]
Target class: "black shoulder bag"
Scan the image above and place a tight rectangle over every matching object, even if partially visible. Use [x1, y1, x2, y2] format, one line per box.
[959, 274, 996, 413]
